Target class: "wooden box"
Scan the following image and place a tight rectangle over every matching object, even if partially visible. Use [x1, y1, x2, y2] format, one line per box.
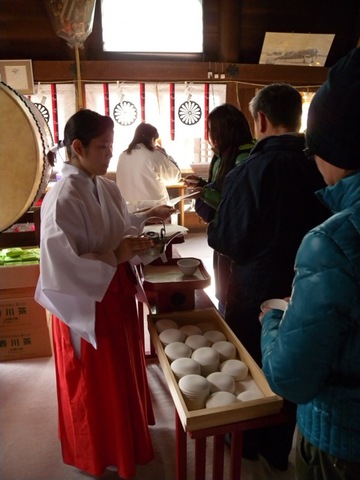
[148, 307, 283, 432]
[143, 258, 211, 312]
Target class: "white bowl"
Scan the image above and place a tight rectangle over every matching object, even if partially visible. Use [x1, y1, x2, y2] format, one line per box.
[206, 372, 236, 393]
[179, 324, 203, 337]
[203, 330, 226, 344]
[212, 341, 237, 361]
[171, 358, 201, 379]
[260, 298, 288, 312]
[220, 359, 249, 381]
[185, 334, 211, 350]
[177, 258, 200, 276]
[159, 328, 186, 346]
[178, 374, 210, 410]
[164, 342, 192, 362]
[191, 347, 220, 376]
[237, 390, 264, 402]
[206, 391, 238, 409]
[155, 318, 179, 332]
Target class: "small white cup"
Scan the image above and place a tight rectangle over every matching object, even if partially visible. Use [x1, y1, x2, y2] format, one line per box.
[260, 298, 288, 312]
[177, 258, 200, 276]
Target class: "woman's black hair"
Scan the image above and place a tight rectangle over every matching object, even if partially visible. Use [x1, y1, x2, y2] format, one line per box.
[207, 103, 253, 187]
[46, 110, 113, 165]
[63, 109, 114, 159]
[125, 122, 159, 154]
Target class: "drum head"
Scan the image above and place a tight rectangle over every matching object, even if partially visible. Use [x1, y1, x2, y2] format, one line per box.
[0, 82, 53, 232]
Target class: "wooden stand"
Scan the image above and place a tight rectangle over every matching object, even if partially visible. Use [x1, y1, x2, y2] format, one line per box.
[146, 288, 287, 480]
[176, 410, 289, 480]
[142, 258, 211, 313]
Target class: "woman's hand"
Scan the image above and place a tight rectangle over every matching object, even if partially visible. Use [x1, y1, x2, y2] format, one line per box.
[184, 174, 200, 187]
[187, 186, 202, 199]
[114, 235, 153, 264]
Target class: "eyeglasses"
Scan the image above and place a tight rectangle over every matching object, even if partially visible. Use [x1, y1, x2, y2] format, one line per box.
[303, 147, 315, 161]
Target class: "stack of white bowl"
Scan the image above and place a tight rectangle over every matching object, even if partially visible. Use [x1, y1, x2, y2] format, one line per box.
[171, 357, 201, 380]
[159, 328, 186, 346]
[220, 359, 249, 381]
[206, 391, 238, 408]
[155, 319, 179, 332]
[237, 390, 264, 401]
[179, 324, 202, 337]
[206, 371, 236, 394]
[191, 347, 220, 376]
[185, 334, 211, 350]
[164, 342, 192, 362]
[212, 340, 237, 362]
[178, 374, 211, 410]
[203, 330, 226, 344]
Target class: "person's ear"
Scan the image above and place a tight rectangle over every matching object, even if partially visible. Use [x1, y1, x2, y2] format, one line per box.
[257, 111, 268, 134]
[71, 139, 83, 157]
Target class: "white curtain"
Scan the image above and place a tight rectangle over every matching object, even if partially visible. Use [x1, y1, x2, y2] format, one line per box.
[85, 82, 226, 171]
[29, 82, 227, 172]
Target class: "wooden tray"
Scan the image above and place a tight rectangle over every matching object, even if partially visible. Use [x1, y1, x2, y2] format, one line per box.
[148, 307, 283, 432]
[142, 257, 211, 291]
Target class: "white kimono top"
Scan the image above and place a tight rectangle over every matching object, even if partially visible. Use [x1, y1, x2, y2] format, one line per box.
[116, 144, 181, 210]
[35, 164, 146, 353]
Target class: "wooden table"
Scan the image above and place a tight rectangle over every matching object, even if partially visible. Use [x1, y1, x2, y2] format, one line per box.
[167, 182, 187, 226]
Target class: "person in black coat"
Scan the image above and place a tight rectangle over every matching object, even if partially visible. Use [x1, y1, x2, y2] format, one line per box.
[208, 83, 330, 471]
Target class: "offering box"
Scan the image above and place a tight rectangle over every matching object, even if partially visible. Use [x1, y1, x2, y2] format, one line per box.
[142, 258, 211, 312]
[148, 307, 283, 432]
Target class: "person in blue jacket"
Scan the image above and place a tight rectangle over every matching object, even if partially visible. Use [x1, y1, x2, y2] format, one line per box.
[261, 47, 360, 479]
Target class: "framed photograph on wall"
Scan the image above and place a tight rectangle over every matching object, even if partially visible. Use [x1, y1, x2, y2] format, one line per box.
[259, 33, 335, 67]
[0, 59, 35, 94]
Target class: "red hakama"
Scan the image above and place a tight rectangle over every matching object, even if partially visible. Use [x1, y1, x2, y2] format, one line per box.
[52, 264, 155, 478]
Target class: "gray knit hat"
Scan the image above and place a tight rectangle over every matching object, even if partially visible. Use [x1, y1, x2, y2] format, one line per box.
[306, 47, 360, 169]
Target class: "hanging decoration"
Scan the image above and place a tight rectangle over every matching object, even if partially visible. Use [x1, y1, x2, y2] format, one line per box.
[33, 83, 50, 122]
[140, 83, 145, 122]
[51, 83, 59, 144]
[103, 83, 110, 116]
[34, 103, 50, 123]
[43, 0, 97, 111]
[113, 82, 138, 126]
[113, 101, 138, 126]
[178, 82, 202, 126]
[204, 83, 209, 140]
[170, 83, 175, 140]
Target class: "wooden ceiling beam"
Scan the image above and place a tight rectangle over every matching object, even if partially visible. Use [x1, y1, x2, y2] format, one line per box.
[33, 60, 328, 89]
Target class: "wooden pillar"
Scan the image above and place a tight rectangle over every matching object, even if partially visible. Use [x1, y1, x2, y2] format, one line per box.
[226, 83, 256, 136]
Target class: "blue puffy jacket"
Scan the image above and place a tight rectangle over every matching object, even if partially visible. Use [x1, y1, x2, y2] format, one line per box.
[261, 171, 360, 462]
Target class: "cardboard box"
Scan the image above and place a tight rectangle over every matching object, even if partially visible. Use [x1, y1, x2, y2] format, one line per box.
[0, 261, 40, 290]
[148, 307, 283, 432]
[0, 287, 52, 361]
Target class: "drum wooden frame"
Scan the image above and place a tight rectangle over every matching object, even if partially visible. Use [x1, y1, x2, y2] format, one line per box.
[0, 81, 53, 232]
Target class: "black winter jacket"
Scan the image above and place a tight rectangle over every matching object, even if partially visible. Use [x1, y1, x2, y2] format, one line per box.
[208, 133, 330, 301]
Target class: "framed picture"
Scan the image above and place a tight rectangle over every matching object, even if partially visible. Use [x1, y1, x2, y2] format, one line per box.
[259, 33, 335, 67]
[0, 59, 35, 94]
